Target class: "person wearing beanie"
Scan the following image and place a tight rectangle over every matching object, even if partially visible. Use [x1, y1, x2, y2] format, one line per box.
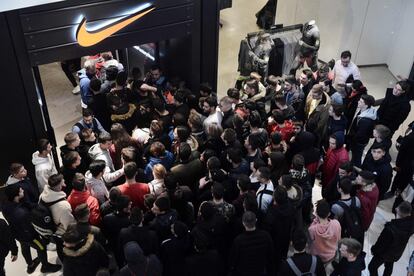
[308, 199, 341, 264]
[321, 131, 349, 198]
[119, 242, 162, 276]
[67, 173, 101, 226]
[102, 195, 131, 258]
[118, 207, 158, 266]
[349, 94, 377, 167]
[62, 223, 109, 276]
[278, 230, 326, 276]
[2, 185, 61, 274]
[369, 201, 414, 276]
[355, 170, 379, 231]
[39, 173, 75, 261]
[160, 221, 192, 276]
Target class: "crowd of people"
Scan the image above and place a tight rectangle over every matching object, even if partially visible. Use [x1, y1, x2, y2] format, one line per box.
[1, 49, 414, 276]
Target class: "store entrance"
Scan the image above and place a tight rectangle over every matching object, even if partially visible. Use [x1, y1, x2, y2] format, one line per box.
[34, 36, 193, 165]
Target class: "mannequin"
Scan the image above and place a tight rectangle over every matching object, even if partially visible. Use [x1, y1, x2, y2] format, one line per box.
[292, 20, 320, 73]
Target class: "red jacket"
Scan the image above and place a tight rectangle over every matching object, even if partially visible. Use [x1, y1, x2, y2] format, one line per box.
[118, 182, 150, 209]
[322, 147, 349, 187]
[357, 185, 379, 231]
[268, 120, 295, 141]
[67, 190, 102, 226]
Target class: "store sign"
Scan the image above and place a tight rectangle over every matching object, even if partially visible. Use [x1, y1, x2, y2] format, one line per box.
[76, 2, 155, 47]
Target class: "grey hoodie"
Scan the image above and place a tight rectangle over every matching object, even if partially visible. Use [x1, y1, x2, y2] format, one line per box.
[32, 151, 57, 192]
[88, 143, 115, 172]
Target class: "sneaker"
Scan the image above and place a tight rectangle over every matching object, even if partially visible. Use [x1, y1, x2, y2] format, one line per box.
[72, 85, 80, 94]
[40, 263, 62, 273]
[26, 257, 41, 274]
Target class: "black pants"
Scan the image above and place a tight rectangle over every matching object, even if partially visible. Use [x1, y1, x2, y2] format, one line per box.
[368, 255, 394, 276]
[351, 142, 366, 168]
[20, 237, 48, 266]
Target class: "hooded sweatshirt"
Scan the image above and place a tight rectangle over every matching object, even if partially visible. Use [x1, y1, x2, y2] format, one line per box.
[322, 131, 349, 188]
[88, 143, 115, 172]
[78, 68, 93, 105]
[39, 185, 75, 235]
[308, 217, 341, 263]
[351, 107, 377, 145]
[120, 242, 162, 276]
[32, 151, 58, 192]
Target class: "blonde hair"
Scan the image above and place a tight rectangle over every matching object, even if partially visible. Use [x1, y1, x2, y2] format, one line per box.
[152, 164, 167, 179]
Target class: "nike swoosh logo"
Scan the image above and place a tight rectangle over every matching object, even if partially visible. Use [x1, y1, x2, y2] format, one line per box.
[76, 4, 155, 47]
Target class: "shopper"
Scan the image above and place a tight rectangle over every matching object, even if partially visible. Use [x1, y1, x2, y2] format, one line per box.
[308, 199, 341, 264]
[2, 185, 61, 274]
[72, 108, 109, 136]
[118, 162, 150, 209]
[32, 138, 58, 192]
[331, 238, 366, 276]
[278, 230, 326, 276]
[0, 218, 18, 276]
[229, 211, 275, 276]
[67, 173, 101, 226]
[369, 201, 414, 276]
[355, 170, 379, 231]
[6, 163, 39, 209]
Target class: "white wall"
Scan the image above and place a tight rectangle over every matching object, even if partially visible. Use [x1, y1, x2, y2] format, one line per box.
[387, 0, 414, 77]
[275, 0, 413, 75]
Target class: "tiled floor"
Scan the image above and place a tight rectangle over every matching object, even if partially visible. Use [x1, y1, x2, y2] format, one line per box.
[3, 0, 414, 275]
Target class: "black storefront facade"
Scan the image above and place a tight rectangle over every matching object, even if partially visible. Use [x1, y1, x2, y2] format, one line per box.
[0, 0, 220, 180]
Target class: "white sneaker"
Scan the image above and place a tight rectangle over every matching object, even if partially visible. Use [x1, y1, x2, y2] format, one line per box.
[72, 85, 80, 94]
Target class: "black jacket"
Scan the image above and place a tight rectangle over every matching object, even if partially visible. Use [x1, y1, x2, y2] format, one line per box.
[6, 178, 39, 209]
[149, 210, 178, 242]
[278, 252, 326, 276]
[160, 235, 192, 276]
[2, 201, 38, 242]
[222, 109, 235, 129]
[0, 219, 18, 258]
[362, 156, 392, 199]
[377, 88, 411, 132]
[350, 109, 376, 145]
[396, 130, 414, 168]
[331, 251, 366, 276]
[102, 212, 130, 253]
[63, 234, 109, 276]
[118, 225, 159, 265]
[371, 216, 414, 262]
[263, 202, 296, 266]
[185, 249, 220, 276]
[171, 159, 204, 195]
[229, 229, 275, 276]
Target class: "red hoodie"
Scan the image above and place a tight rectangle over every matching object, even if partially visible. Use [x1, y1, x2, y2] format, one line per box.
[67, 190, 102, 226]
[357, 185, 379, 231]
[322, 147, 349, 188]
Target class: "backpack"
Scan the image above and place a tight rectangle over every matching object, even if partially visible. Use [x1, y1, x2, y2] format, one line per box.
[337, 197, 364, 241]
[287, 255, 317, 276]
[31, 198, 65, 237]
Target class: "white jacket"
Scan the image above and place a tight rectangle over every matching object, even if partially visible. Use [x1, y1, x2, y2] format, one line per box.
[39, 185, 75, 236]
[32, 151, 57, 193]
[88, 143, 115, 172]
